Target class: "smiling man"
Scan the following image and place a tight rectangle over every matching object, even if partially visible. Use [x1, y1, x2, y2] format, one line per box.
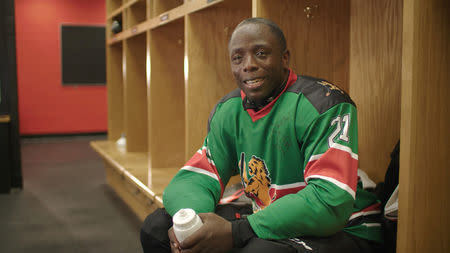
[229, 19, 289, 111]
[140, 18, 383, 253]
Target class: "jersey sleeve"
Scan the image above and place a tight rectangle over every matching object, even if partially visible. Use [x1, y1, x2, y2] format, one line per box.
[247, 102, 358, 239]
[163, 103, 237, 216]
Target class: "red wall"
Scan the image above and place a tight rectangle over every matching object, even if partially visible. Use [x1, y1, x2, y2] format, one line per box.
[15, 0, 107, 135]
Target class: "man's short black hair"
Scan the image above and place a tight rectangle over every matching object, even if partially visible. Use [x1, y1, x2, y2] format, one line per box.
[231, 17, 287, 51]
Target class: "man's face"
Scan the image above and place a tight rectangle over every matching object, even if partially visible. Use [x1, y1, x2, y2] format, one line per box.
[229, 23, 289, 105]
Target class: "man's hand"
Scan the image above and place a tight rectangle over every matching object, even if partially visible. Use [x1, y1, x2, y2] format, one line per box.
[176, 213, 233, 253]
[168, 227, 182, 253]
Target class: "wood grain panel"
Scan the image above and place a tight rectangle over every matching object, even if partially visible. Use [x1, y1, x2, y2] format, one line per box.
[90, 141, 148, 178]
[124, 33, 148, 152]
[107, 0, 139, 19]
[127, 0, 147, 28]
[254, 0, 350, 92]
[148, 19, 185, 168]
[349, 0, 402, 182]
[107, 43, 124, 141]
[106, 0, 227, 45]
[146, 0, 151, 19]
[185, 0, 251, 160]
[398, 0, 450, 252]
[150, 0, 184, 18]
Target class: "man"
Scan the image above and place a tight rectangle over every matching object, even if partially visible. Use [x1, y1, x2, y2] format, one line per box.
[141, 18, 383, 253]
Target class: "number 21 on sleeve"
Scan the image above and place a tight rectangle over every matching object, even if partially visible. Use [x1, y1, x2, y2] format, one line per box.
[328, 114, 350, 147]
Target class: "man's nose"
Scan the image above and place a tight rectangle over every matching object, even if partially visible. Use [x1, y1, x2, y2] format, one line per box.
[243, 55, 258, 72]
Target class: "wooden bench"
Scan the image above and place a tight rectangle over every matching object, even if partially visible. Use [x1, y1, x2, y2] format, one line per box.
[91, 140, 179, 221]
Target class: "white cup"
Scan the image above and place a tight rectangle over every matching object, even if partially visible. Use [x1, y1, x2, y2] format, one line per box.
[172, 208, 203, 243]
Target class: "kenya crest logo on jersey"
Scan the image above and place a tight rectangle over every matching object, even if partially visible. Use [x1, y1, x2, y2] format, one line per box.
[239, 153, 273, 209]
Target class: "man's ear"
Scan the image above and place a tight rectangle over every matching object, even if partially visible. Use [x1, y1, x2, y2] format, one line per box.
[282, 49, 290, 69]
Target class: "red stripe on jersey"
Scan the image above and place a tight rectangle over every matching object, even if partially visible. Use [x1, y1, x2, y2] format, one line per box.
[354, 202, 381, 214]
[304, 147, 358, 193]
[242, 69, 298, 122]
[349, 202, 382, 220]
[269, 185, 306, 201]
[185, 148, 225, 196]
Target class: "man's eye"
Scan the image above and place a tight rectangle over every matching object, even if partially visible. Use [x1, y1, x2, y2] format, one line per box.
[256, 50, 266, 57]
[232, 55, 242, 62]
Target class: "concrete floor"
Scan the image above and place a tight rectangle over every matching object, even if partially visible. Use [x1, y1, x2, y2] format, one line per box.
[0, 134, 143, 253]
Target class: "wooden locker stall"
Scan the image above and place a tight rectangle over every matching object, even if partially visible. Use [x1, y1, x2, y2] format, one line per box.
[147, 18, 185, 188]
[253, 0, 350, 92]
[106, 43, 124, 141]
[397, 0, 449, 252]
[124, 33, 148, 152]
[350, 0, 403, 183]
[185, 0, 251, 158]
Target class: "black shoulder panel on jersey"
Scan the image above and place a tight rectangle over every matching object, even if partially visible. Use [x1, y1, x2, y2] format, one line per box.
[287, 75, 355, 114]
[207, 88, 241, 133]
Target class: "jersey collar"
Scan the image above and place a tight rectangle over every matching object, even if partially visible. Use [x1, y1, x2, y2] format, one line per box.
[240, 69, 298, 122]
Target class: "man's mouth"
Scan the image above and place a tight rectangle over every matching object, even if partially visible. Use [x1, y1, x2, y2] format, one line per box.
[243, 77, 265, 88]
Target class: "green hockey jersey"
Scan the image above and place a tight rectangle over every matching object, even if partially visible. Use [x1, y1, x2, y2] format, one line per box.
[163, 70, 383, 243]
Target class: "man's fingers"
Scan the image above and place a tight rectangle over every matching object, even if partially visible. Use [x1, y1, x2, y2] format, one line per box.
[197, 213, 211, 221]
[170, 242, 181, 253]
[179, 226, 205, 249]
[168, 227, 179, 243]
[180, 213, 232, 253]
[168, 227, 181, 252]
